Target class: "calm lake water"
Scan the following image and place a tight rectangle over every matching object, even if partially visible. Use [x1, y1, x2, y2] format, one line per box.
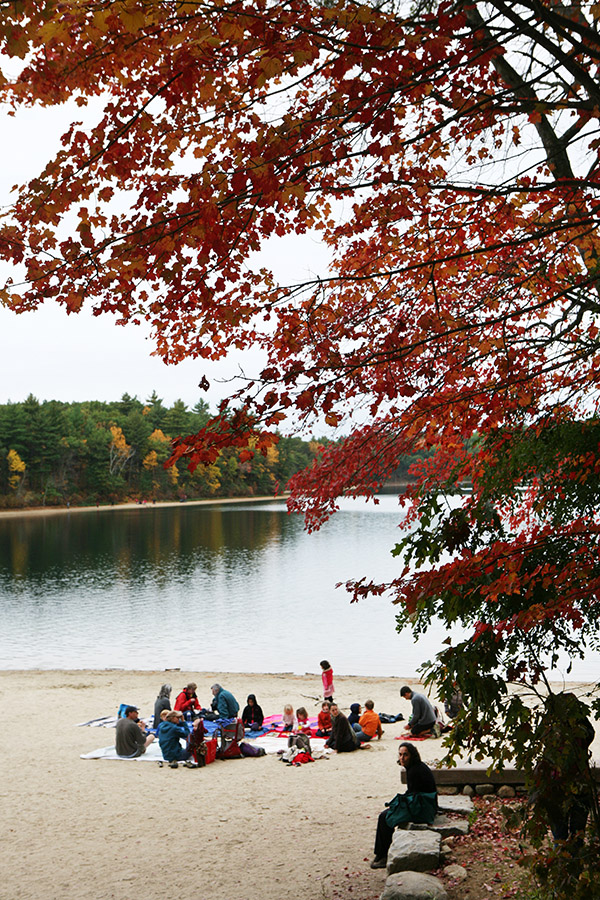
[0, 496, 596, 679]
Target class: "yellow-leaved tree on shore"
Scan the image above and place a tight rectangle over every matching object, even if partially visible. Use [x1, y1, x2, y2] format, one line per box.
[7, 449, 26, 492]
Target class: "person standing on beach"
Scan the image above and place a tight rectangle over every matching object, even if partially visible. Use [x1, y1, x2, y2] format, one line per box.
[530, 692, 596, 844]
[115, 706, 155, 758]
[400, 686, 437, 736]
[320, 660, 334, 703]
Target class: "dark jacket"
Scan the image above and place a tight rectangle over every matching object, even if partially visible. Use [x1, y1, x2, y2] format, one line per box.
[242, 695, 264, 729]
[348, 704, 361, 726]
[407, 760, 437, 796]
[385, 760, 438, 828]
[153, 696, 171, 729]
[327, 712, 359, 753]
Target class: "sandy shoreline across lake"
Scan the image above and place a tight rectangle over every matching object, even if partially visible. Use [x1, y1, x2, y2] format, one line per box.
[0, 495, 287, 520]
[2, 669, 598, 900]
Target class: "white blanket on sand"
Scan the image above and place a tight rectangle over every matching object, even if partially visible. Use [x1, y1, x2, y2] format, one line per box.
[80, 734, 332, 760]
[80, 741, 167, 761]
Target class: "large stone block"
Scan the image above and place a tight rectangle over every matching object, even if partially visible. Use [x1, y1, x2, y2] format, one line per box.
[408, 814, 469, 838]
[388, 830, 441, 874]
[380, 871, 448, 900]
[437, 795, 474, 815]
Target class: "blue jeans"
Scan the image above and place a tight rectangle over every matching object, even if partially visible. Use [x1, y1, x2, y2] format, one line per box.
[352, 723, 371, 742]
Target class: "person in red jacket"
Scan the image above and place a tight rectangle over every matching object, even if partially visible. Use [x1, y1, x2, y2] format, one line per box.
[320, 660, 334, 703]
[316, 701, 332, 738]
[174, 682, 201, 716]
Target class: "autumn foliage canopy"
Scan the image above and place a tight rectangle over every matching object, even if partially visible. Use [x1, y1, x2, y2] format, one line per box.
[3, 0, 600, 787]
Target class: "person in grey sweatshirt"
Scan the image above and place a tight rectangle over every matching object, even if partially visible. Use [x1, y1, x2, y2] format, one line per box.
[400, 686, 437, 736]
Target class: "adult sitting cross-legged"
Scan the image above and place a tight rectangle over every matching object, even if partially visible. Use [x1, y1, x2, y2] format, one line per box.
[115, 706, 155, 758]
[211, 683, 240, 718]
[174, 682, 201, 717]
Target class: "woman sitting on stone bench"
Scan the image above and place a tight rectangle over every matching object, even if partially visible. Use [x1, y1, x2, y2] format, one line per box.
[370, 742, 438, 869]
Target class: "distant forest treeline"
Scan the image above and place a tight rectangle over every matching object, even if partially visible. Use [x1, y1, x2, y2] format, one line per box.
[0, 393, 322, 508]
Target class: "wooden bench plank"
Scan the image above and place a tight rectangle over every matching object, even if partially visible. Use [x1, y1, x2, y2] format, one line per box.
[401, 762, 600, 786]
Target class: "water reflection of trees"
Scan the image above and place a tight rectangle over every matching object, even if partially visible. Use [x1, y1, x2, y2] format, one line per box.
[0, 504, 294, 588]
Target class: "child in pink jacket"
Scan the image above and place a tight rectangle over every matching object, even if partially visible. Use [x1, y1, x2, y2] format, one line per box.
[320, 660, 334, 702]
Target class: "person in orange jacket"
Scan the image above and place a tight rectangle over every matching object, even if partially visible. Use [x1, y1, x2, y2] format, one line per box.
[353, 699, 384, 743]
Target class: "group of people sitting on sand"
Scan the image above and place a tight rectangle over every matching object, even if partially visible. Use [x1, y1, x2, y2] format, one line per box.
[114, 674, 398, 764]
[165, 681, 240, 721]
[113, 675, 478, 871]
[115, 672, 464, 772]
[115, 681, 241, 766]
[266, 698, 384, 751]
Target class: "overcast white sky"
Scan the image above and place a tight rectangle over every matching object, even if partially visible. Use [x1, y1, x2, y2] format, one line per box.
[0, 95, 331, 417]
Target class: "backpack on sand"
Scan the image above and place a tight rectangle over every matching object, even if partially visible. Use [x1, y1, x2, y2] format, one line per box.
[216, 718, 245, 760]
[239, 741, 266, 757]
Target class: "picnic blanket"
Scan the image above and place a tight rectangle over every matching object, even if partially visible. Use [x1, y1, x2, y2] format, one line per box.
[76, 715, 120, 728]
[77, 713, 232, 738]
[78, 710, 332, 760]
[81, 741, 168, 761]
[77, 712, 319, 735]
[81, 731, 332, 760]
[260, 714, 319, 736]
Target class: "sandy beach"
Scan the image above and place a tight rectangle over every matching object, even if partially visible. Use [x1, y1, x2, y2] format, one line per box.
[2, 669, 598, 900]
[0, 669, 445, 900]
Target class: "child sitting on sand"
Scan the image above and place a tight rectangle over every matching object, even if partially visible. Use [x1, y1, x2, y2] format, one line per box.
[296, 706, 311, 734]
[316, 701, 332, 738]
[348, 703, 362, 726]
[282, 704, 296, 732]
[242, 694, 264, 731]
[353, 699, 384, 742]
